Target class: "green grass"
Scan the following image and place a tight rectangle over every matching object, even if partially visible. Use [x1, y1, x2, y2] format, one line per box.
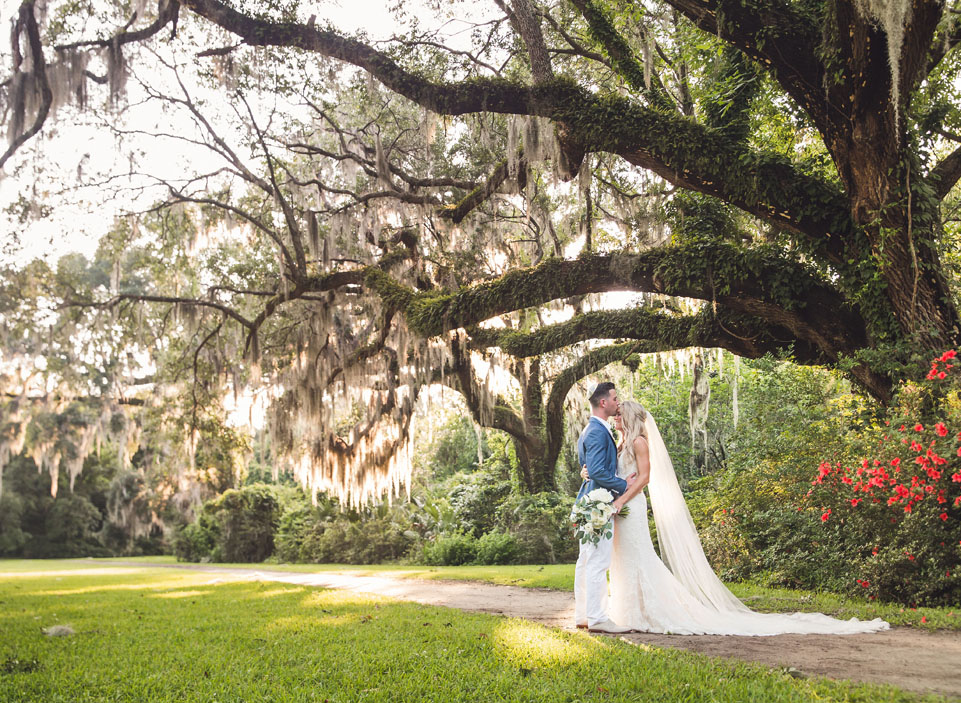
[60, 557, 961, 632]
[0, 562, 947, 702]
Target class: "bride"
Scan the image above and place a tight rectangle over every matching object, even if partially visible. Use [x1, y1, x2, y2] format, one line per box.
[586, 400, 889, 635]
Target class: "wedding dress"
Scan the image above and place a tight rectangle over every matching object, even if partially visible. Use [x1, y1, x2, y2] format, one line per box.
[609, 414, 890, 635]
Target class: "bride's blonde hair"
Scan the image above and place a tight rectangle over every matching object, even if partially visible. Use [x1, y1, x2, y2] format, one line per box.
[619, 400, 648, 466]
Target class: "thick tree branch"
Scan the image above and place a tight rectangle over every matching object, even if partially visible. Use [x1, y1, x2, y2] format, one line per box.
[0, 2, 52, 170]
[390, 245, 861, 355]
[930, 144, 961, 198]
[660, 0, 826, 126]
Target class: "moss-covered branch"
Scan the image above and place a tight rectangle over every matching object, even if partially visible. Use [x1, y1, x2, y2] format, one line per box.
[398, 244, 863, 355]
[179, 0, 852, 262]
[438, 155, 525, 224]
[567, 0, 675, 112]
[469, 305, 785, 359]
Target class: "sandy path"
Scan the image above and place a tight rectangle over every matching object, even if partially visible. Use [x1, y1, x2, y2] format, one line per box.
[96, 562, 961, 699]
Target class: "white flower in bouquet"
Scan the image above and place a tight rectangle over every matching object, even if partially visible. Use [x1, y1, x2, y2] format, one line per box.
[571, 488, 629, 545]
[587, 488, 613, 503]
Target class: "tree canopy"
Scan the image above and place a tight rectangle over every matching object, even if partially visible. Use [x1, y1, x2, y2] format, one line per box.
[3, 0, 961, 502]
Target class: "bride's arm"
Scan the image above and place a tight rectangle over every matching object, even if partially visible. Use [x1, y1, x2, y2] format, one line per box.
[613, 437, 650, 512]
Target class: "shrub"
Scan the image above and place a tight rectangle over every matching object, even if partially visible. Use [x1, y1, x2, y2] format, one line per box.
[495, 492, 577, 563]
[474, 531, 520, 565]
[692, 350, 961, 606]
[273, 503, 314, 563]
[173, 517, 217, 562]
[175, 483, 280, 563]
[448, 470, 512, 537]
[420, 533, 478, 566]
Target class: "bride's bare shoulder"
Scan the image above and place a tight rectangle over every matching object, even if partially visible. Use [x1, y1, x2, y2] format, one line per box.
[632, 435, 649, 451]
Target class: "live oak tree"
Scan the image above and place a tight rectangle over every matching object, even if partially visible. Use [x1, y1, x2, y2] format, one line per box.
[3, 0, 961, 500]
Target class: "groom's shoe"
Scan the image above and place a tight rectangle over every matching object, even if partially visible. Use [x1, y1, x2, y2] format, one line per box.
[587, 620, 632, 634]
[575, 622, 588, 630]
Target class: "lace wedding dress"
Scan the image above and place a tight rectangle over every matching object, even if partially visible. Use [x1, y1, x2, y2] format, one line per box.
[609, 415, 890, 635]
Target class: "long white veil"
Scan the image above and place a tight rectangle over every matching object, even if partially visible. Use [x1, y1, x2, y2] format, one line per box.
[643, 413, 750, 614]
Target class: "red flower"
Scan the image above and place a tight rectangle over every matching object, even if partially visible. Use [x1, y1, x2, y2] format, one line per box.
[952, 473, 961, 482]
[942, 350, 957, 361]
[922, 616, 928, 624]
[939, 371, 947, 380]
[906, 553, 915, 560]
[936, 423, 948, 437]
[940, 512, 949, 521]
[821, 509, 831, 522]
[891, 457, 901, 467]
[914, 424, 924, 432]
[841, 476, 853, 485]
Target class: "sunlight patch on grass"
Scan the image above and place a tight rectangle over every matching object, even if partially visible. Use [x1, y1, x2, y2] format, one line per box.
[491, 618, 602, 668]
[0, 567, 152, 579]
[263, 613, 359, 631]
[35, 575, 248, 597]
[252, 587, 305, 599]
[150, 589, 210, 599]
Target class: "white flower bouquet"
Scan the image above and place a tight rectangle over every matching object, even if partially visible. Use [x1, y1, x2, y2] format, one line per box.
[570, 488, 630, 545]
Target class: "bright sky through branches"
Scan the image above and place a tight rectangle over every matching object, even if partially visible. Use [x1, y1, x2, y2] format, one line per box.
[0, 0, 496, 264]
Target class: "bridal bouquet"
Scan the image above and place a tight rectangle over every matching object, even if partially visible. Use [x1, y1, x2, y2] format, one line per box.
[570, 488, 630, 545]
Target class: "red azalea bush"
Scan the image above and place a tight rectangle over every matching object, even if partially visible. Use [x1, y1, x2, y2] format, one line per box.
[809, 350, 961, 605]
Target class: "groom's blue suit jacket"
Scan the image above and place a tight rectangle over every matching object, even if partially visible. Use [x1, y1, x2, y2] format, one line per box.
[576, 416, 627, 501]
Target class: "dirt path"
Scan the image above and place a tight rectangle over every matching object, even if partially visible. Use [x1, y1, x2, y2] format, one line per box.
[97, 562, 961, 699]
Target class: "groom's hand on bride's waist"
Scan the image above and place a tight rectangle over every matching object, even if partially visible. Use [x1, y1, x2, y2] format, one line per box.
[625, 472, 638, 486]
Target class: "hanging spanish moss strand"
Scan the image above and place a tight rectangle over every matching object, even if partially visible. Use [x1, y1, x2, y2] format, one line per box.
[854, 0, 912, 128]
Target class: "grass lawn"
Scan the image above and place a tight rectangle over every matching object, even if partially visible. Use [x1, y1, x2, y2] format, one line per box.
[68, 557, 961, 631]
[0, 561, 947, 702]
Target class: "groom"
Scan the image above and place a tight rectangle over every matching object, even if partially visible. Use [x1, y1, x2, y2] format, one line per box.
[574, 381, 634, 634]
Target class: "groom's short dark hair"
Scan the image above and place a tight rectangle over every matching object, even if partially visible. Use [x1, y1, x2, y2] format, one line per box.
[589, 381, 616, 407]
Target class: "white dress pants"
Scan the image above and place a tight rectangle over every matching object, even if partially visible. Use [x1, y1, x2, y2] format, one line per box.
[574, 525, 614, 627]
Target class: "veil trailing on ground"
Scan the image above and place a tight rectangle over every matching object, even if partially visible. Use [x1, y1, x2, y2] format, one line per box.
[609, 408, 888, 634]
[643, 413, 751, 614]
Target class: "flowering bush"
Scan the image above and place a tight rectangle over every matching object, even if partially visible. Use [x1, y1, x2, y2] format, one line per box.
[809, 350, 961, 605]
